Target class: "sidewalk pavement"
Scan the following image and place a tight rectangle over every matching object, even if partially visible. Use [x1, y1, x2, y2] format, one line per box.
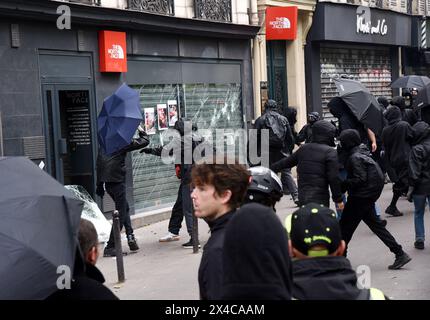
[97, 184, 430, 300]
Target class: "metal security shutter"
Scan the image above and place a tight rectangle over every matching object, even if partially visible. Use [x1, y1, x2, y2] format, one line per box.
[131, 85, 180, 211]
[320, 44, 392, 121]
[184, 83, 245, 160]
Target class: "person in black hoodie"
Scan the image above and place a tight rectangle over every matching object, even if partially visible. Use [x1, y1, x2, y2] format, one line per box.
[221, 203, 292, 300]
[47, 219, 118, 300]
[391, 96, 418, 127]
[382, 105, 415, 216]
[339, 129, 411, 270]
[271, 120, 343, 209]
[141, 118, 203, 248]
[96, 127, 150, 257]
[287, 203, 387, 300]
[408, 121, 430, 250]
[296, 111, 320, 145]
[191, 161, 250, 300]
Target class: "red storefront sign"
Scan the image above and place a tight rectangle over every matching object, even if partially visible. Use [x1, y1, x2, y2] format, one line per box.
[266, 7, 298, 40]
[99, 30, 127, 72]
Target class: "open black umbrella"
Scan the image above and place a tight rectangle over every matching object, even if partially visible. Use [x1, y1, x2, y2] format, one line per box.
[0, 157, 83, 300]
[390, 75, 430, 89]
[333, 78, 384, 136]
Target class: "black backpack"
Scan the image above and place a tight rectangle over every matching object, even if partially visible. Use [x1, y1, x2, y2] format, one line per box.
[263, 112, 288, 149]
[364, 155, 385, 201]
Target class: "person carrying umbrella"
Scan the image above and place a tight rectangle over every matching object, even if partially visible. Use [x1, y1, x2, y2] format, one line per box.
[96, 126, 149, 257]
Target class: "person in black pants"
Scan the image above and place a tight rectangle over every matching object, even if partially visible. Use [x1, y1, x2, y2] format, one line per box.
[339, 129, 411, 270]
[96, 128, 150, 257]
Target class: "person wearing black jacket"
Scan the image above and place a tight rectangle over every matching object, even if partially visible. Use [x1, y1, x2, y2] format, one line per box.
[191, 161, 250, 300]
[339, 129, 411, 270]
[392, 96, 418, 127]
[47, 219, 118, 300]
[408, 121, 430, 250]
[271, 120, 343, 209]
[221, 203, 292, 300]
[287, 204, 387, 300]
[141, 118, 202, 248]
[296, 112, 320, 145]
[382, 106, 414, 216]
[96, 128, 150, 257]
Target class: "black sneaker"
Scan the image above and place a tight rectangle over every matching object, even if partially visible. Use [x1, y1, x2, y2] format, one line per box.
[182, 239, 201, 249]
[127, 234, 139, 251]
[385, 206, 403, 217]
[378, 218, 387, 227]
[388, 252, 412, 270]
[103, 246, 116, 257]
[292, 194, 300, 207]
[414, 240, 425, 250]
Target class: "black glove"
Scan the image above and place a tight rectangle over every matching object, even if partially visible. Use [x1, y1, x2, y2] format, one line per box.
[138, 130, 148, 138]
[407, 186, 414, 203]
[140, 145, 162, 156]
[96, 183, 105, 198]
[341, 181, 348, 194]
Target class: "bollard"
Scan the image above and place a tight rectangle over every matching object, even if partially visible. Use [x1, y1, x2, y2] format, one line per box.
[112, 210, 125, 283]
[192, 206, 199, 253]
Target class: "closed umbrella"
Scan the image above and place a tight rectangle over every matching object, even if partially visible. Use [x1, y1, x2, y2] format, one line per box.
[97, 83, 143, 155]
[0, 157, 83, 300]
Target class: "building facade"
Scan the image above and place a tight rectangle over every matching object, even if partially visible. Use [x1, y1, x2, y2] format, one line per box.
[0, 0, 259, 215]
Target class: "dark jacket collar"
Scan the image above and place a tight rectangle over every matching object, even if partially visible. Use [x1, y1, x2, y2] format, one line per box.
[207, 210, 236, 233]
[81, 263, 106, 284]
[292, 256, 362, 300]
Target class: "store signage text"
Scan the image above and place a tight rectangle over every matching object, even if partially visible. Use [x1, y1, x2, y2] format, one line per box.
[266, 7, 298, 40]
[356, 7, 388, 36]
[99, 30, 128, 73]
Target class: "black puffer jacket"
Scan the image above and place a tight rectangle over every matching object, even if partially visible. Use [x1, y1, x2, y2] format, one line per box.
[96, 132, 149, 183]
[382, 106, 414, 169]
[340, 130, 384, 201]
[293, 256, 373, 300]
[409, 121, 430, 195]
[271, 120, 343, 207]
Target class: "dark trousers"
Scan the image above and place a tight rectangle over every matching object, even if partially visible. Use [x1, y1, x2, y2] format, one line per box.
[270, 150, 298, 196]
[340, 196, 403, 256]
[168, 182, 193, 237]
[106, 181, 133, 247]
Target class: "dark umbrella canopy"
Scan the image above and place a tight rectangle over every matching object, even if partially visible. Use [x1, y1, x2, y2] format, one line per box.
[97, 83, 143, 155]
[0, 157, 83, 300]
[333, 78, 384, 136]
[390, 75, 430, 89]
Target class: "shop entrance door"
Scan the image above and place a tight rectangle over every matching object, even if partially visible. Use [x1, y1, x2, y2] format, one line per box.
[42, 84, 96, 197]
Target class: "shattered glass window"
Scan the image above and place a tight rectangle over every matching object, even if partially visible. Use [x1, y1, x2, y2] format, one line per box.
[131, 83, 244, 211]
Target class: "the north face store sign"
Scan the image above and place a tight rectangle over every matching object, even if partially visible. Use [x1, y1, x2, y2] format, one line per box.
[99, 30, 127, 72]
[266, 7, 298, 40]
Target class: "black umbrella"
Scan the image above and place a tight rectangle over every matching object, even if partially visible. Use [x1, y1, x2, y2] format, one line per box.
[390, 75, 430, 89]
[0, 157, 83, 300]
[333, 78, 384, 136]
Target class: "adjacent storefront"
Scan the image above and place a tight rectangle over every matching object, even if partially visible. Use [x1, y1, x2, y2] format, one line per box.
[305, 3, 412, 119]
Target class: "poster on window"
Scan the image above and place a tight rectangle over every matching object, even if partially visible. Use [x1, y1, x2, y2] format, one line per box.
[168, 100, 179, 127]
[144, 107, 156, 135]
[157, 104, 168, 131]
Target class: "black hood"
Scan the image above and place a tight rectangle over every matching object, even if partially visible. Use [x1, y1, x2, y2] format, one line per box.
[293, 256, 363, 300]
[222, 203, 292, 300]
[412, 121, 430, 145]
[173, 118, 198, 135]
[339, 129, 361, 151]
[311, 120, 336, 147]
[391, 96, 406, 110]
[377, 96, 389, 109]
[327, 97, 348, 118]
[384, 106, 402, 125]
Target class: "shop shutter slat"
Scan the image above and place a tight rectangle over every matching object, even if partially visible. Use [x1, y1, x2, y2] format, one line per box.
[320, 44, 392, 122]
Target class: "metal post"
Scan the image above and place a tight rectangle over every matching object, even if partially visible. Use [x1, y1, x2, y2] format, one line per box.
[112, 210, 125, 282]
[0, 112, 3, 156]
[192, 205, 199, 253]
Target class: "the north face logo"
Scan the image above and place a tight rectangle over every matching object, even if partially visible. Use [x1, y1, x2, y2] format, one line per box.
[108, 45, 124, 59]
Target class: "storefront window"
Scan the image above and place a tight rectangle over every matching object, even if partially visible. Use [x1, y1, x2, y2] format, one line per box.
[131, 83, 243, 211]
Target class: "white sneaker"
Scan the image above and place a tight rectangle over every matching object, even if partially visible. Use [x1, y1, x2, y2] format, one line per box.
[159, 232, 180, 242]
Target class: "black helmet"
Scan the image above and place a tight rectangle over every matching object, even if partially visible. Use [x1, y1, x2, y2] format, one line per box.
[245, 166, 283, 209]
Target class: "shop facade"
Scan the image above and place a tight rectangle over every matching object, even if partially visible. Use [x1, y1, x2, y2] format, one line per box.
[0, 0, 259, 214]
[305, 2, 413, 119]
